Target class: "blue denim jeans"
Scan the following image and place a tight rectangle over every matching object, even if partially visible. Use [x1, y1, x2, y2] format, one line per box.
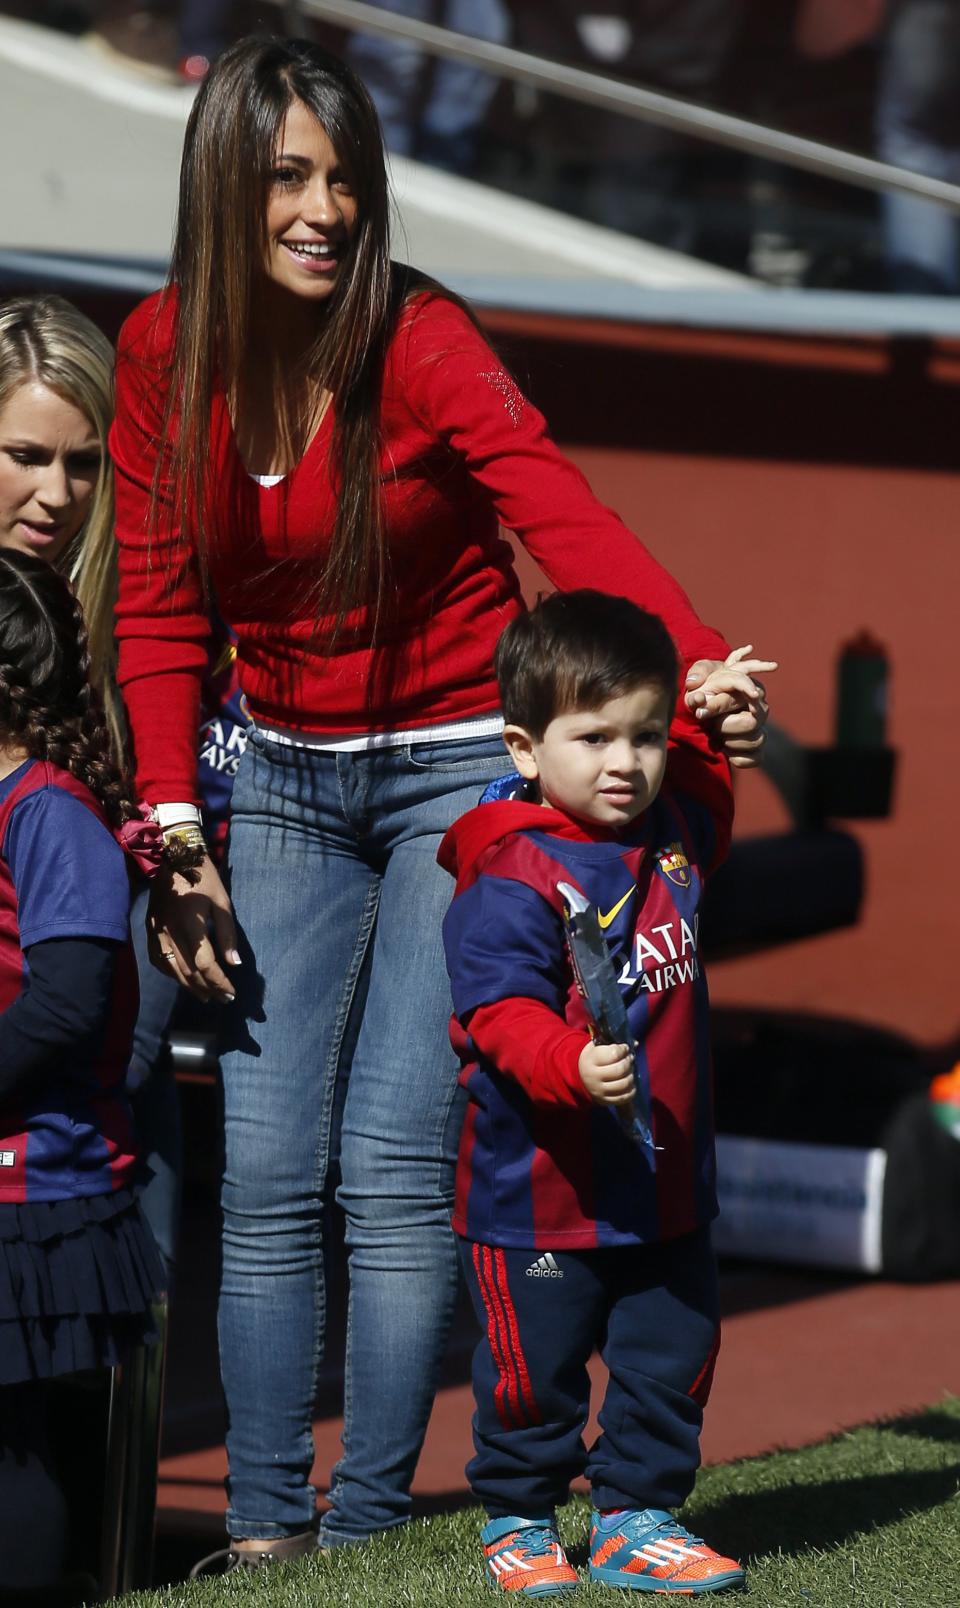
[217, 725, 511, 1542]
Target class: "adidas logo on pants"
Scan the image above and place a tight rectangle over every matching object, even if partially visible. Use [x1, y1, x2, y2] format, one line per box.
[526, 1253, 563, 1278]
[458, 1231, 719, 1517]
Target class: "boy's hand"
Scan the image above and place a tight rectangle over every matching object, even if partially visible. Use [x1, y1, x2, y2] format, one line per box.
[685, 645, 778, 769]
[579, 1040, 636, 1106]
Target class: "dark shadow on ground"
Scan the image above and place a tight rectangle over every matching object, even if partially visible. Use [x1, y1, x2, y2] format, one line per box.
[155, 1412, 960, 1585]
[887, 1408, 960, 1447]
[685, 1463, 960, 1564]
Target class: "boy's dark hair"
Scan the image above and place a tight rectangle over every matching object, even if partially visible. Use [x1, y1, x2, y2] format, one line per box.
[495, 590, 679, 738]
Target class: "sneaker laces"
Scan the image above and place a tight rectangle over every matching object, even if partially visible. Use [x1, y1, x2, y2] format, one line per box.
[619, 1513, 705, 1549]
[656, 1519, 705, 1547]
[508, 1524, 564, 1557]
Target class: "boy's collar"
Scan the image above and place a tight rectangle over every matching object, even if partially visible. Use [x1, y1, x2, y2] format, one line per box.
[533, 802, 642, 844]
[480, 769, 646, 843]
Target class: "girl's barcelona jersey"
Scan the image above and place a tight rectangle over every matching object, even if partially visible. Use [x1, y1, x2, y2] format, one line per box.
[439, 765, 731, 1252]
[0, 761, 138, 1203]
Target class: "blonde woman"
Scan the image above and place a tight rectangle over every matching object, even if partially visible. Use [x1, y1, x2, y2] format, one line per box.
[0, 296, 188, 1278]
[0, 294, 246, 1279]
[0, 295, 119, 728]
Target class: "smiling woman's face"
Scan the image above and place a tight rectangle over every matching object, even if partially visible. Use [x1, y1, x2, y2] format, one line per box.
[262, 98, 360, 304]
[0, 381, 101, 565]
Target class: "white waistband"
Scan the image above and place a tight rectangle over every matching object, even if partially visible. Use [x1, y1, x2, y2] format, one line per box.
[253, 712, 505, 753]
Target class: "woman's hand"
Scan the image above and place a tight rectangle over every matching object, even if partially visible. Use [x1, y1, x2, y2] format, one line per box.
[684, 646, 777, 769]
[146, 855, 241, 1004]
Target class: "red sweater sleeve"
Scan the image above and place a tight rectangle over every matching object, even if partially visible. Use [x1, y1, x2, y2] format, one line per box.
[666, 696, 735, 871]
[109, 293, 209, 804]
[399, 296, 729, 668]
[467, 997, 592, 1108]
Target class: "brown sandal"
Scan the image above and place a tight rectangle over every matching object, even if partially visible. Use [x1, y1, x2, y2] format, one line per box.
[188, 1528, 321, 1578]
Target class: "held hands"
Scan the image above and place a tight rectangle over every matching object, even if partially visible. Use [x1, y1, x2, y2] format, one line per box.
[579, 1040, 636, 1106]
[684, 645, 778, 769]
[146, 855, 241, 1004]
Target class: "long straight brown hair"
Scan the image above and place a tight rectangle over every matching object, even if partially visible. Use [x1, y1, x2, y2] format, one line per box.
[159, 35, 400, 633]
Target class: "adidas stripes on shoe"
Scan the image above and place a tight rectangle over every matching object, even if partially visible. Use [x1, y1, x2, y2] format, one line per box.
[482, 1515, 579, 1596]
[589, 1509, 745, 1593]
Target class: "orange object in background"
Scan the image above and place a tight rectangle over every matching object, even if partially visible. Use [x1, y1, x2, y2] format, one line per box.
[930, 1066, 960, 1139]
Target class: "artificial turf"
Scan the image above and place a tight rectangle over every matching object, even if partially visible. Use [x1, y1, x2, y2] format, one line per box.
[118, 1398, 960, 1608]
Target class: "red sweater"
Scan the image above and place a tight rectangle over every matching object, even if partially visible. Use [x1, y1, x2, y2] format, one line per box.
[110, 288, 728, 805]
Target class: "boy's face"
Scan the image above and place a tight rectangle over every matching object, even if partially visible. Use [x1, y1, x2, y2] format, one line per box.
[504, 680, 673, 829]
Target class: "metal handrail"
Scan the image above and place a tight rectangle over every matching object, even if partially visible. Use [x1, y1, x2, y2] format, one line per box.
[297, 0, 960, 214]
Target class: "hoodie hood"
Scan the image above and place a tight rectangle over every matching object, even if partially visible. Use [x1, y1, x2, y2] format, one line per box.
[438, 798, 625, 890]
[438, 801, 549, 890]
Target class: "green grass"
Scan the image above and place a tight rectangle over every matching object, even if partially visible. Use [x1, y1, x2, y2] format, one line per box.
[121, 1399, 960, 1608]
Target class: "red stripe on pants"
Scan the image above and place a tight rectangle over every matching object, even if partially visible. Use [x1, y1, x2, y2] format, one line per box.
[492, 1247, 544, 1427]
[473, 1242, 520, 1429]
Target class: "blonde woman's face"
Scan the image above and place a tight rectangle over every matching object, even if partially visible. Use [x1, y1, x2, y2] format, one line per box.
[0, 381, 100, 565]
[263, 99, 359, 302]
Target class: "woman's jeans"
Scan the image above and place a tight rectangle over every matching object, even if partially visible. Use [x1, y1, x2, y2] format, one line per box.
[218, 726, 511, 1543]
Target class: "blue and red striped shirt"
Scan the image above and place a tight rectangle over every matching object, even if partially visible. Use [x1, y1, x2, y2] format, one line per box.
[439, 734, 732, 1251]
[0, 761, 138, 1203]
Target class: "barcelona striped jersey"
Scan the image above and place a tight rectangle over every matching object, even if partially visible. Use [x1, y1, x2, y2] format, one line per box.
[439, 759, 731, 1250]
[0, 760, 138, 1203]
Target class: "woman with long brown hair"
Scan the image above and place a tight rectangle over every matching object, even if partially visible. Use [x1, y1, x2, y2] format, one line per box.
[110, 34, 766, 1569]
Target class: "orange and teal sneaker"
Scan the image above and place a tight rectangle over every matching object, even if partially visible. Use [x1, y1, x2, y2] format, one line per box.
[588, 1509, 745, 1593]
[481, 1515, 580, 1596]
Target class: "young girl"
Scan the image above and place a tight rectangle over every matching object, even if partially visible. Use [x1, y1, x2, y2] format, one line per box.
[0, 550, 175, 1599]
[0, 293, 247, 1275]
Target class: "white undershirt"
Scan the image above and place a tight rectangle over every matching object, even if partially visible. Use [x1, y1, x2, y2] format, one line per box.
[253, 713, 505, 753]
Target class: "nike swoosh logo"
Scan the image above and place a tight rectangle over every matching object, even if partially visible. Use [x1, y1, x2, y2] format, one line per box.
[597, 887, 635, 928]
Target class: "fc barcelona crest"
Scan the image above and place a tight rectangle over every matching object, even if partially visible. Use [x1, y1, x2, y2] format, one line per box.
[656, 841, 690, 888]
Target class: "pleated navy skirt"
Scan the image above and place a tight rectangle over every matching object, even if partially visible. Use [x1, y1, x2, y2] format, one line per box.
[0, 1188, 166, 1386]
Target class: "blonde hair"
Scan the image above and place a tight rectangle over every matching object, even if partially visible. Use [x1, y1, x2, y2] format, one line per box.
[0, 294, 123, 749]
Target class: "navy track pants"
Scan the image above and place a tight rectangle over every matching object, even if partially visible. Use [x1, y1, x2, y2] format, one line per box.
[458, 1229, 720, 1518]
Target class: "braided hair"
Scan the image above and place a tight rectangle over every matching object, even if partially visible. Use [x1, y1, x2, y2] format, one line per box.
[0, 549, 138, 827]
[0, 551, 203, 876]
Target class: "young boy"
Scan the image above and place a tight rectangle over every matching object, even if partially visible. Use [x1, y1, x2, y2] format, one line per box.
[439, 590, 773, 1596]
